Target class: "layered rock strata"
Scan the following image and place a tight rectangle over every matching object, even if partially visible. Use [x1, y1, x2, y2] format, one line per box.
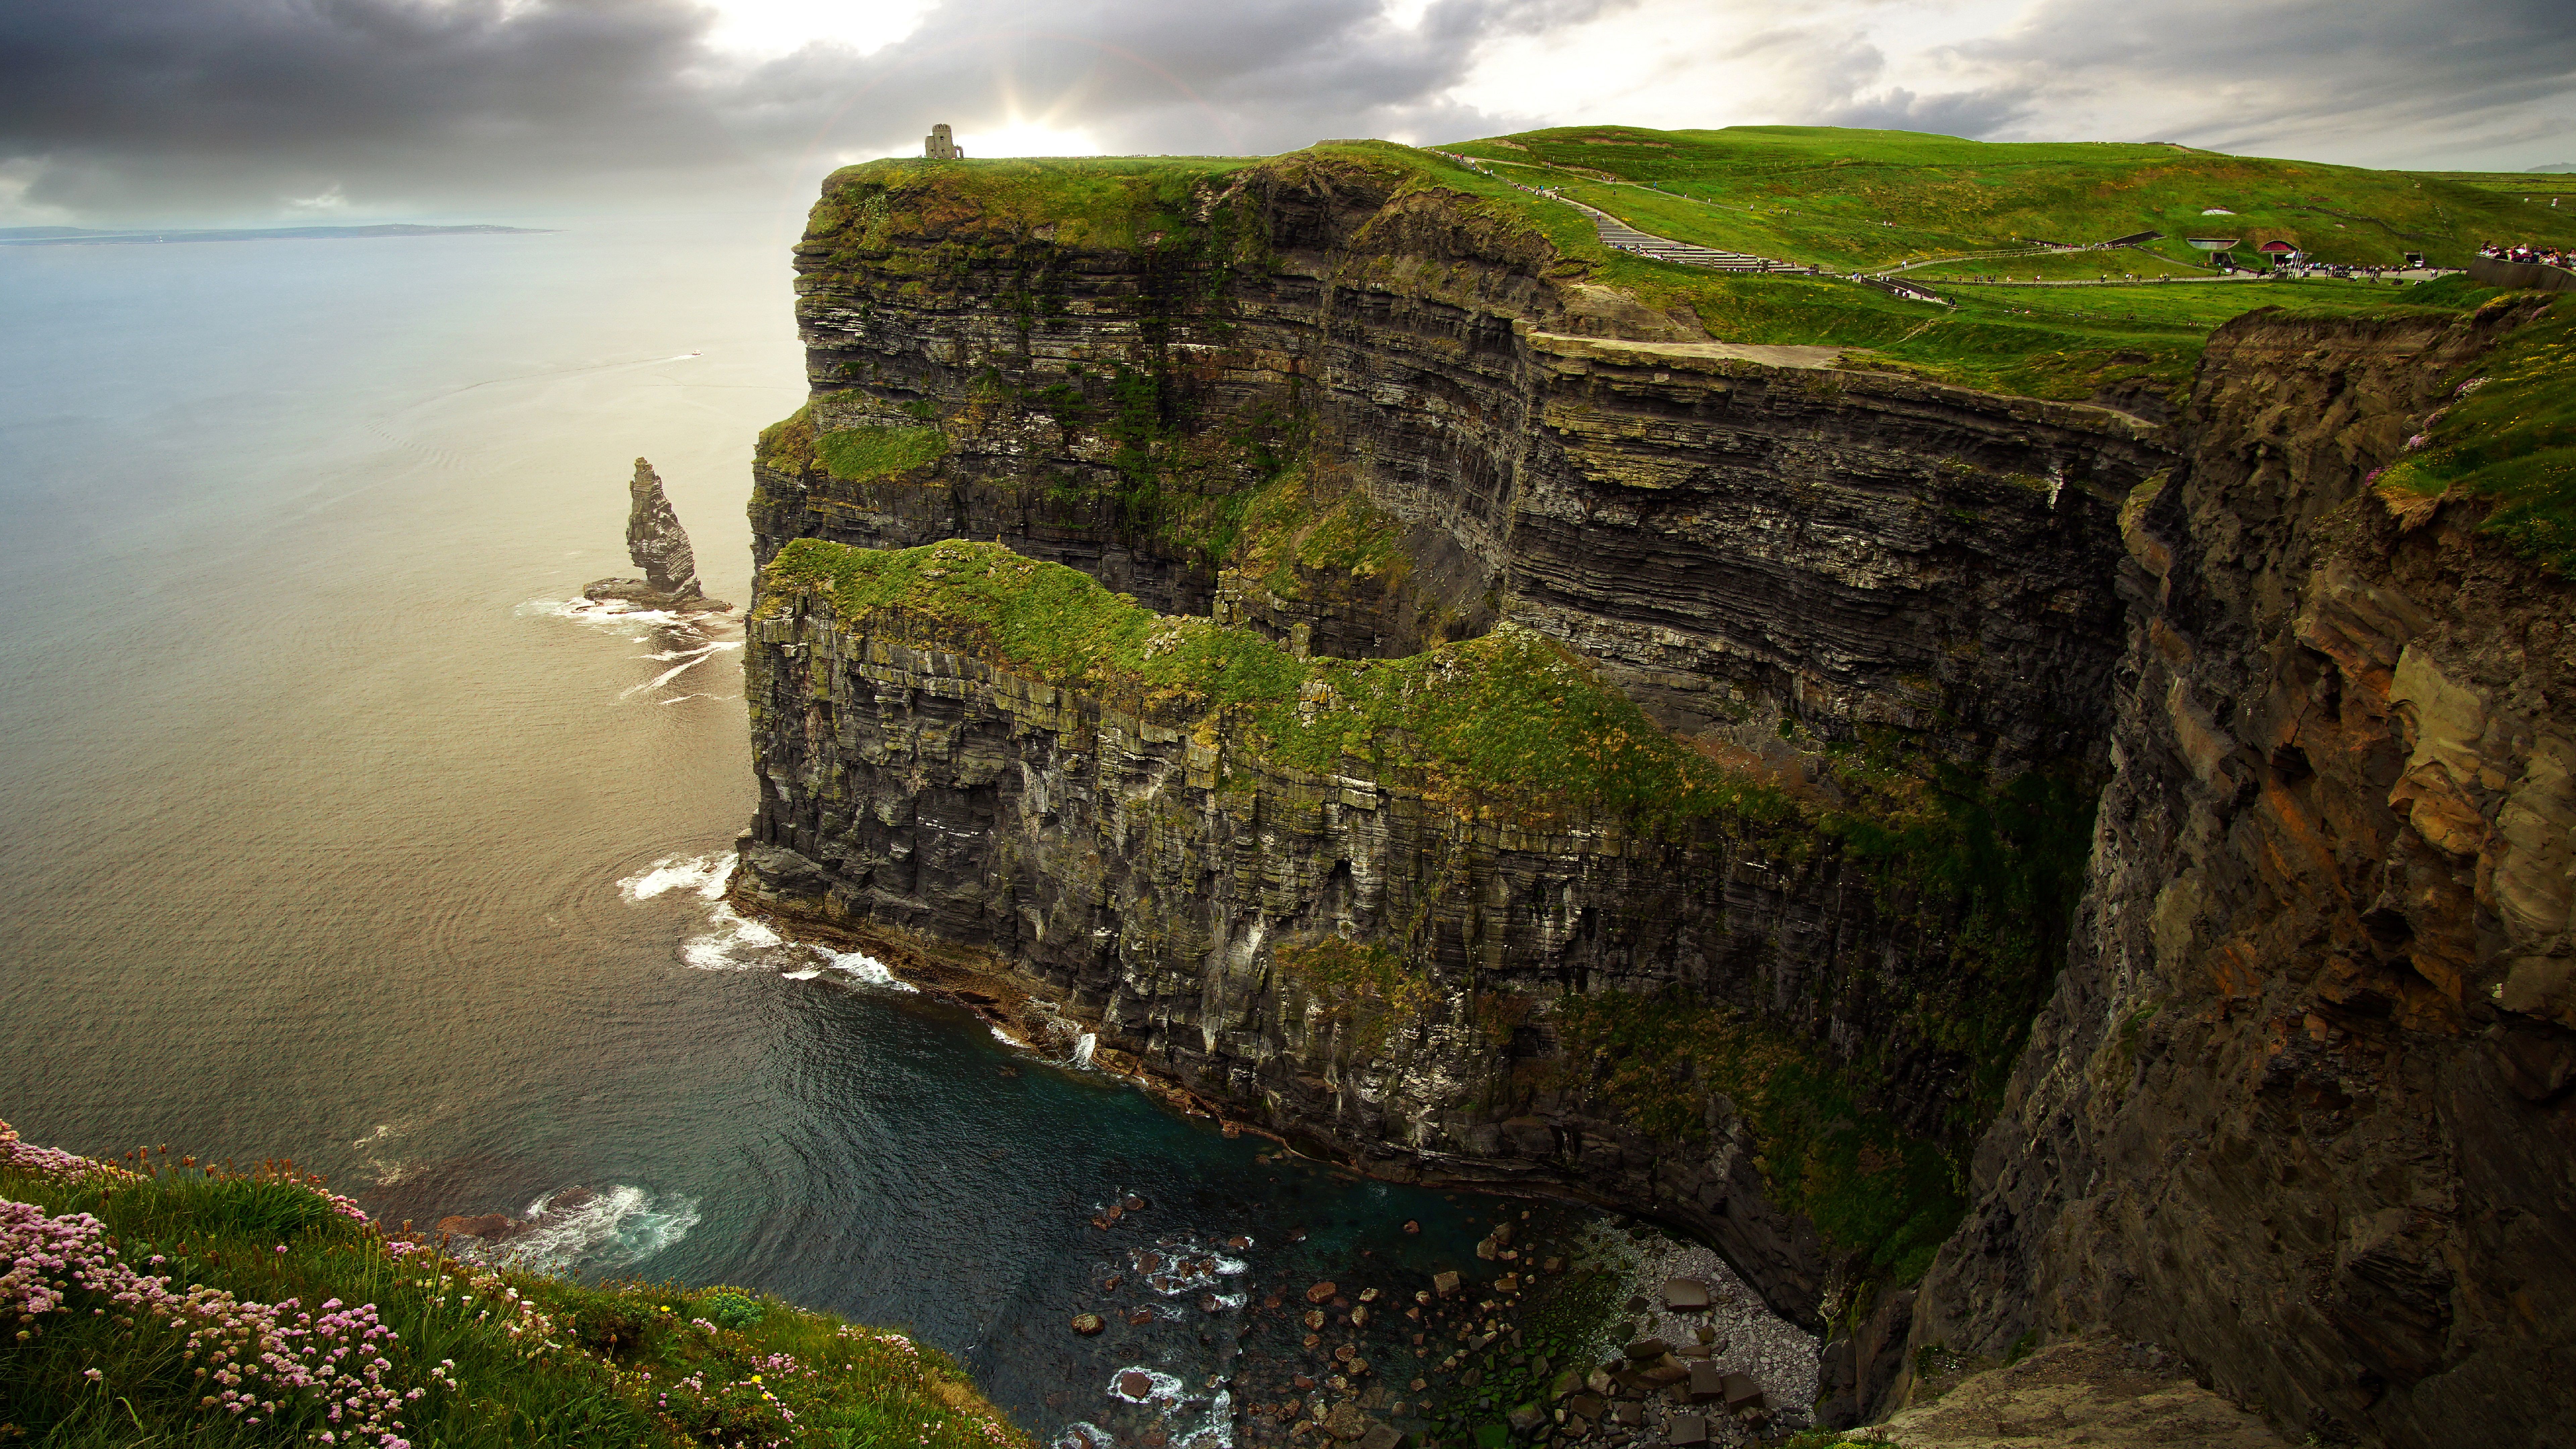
[1899, 303, 2576, 1441]
[755, 151, 2163, 773]
[589, 457, 730, 610]
[736, 147, 2576, 1447]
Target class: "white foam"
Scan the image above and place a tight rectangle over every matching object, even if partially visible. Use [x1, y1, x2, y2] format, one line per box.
[1130, 1241, 1249, 1294]
[475, 1185, 700, 1272]
[1106, 1367, 1186, 1406]
[1071, 1032, 1097, 1069]
[681, 904, 787, 970]
[817, 947, 915, 992]
[1055, 1423, 1115, 1449]
[619, 641, 741, 698]
[618, 854, 734, 903]
[1177, 1390, 1236, 1449]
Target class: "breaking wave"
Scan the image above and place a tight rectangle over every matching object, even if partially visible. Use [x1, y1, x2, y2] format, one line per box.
[618, 854, 733, 903]
[459, 1184, 700, 1274]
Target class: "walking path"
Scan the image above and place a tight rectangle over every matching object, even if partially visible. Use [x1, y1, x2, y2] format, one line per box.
[1427, 149, 1809, 277]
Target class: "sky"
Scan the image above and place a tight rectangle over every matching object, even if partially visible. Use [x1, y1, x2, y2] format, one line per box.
[2, 0, 2571, 225]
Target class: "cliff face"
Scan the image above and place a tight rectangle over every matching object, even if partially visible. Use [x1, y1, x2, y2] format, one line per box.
[753, 150, 2163, 771]
[736, 146, 2574, 1446]
[1902, 301, 2576, 1441]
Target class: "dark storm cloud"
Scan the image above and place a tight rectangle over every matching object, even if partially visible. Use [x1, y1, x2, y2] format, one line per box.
[4, 0, 2569, 222]
[0, 0, 1609, 221]
[1957, 0, 2576, 158]
[0, 0, 751, 217]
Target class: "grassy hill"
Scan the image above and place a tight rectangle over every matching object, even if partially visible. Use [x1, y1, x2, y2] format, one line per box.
[1440, 124, 2576, 274]
[1, 1121, 1028, 1449]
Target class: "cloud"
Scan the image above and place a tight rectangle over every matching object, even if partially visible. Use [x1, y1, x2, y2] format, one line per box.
[0, 0, 2568, 224]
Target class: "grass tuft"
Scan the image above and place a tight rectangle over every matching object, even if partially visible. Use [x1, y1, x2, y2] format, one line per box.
[817, 425, 951, 482]
[1, 1123, 1028, 1449]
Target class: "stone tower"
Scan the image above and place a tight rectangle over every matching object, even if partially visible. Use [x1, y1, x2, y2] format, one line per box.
[925, 124, 964, 160]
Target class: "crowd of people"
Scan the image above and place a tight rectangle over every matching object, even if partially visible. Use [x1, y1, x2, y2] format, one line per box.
[2480, 242, 2571, 268]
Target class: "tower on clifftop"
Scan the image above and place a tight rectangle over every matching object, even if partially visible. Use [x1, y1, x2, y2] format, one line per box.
[925, 124, 963, 160]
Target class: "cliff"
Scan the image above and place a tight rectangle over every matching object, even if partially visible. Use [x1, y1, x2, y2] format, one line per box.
[734, 144, 2576, 1445]
[1898, 298, 2576, 1441]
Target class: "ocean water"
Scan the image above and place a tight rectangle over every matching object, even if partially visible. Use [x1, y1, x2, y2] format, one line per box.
[0, 217, 1662, 1438]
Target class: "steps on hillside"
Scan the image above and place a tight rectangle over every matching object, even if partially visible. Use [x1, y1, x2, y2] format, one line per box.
[1574, 203, 1796, 273]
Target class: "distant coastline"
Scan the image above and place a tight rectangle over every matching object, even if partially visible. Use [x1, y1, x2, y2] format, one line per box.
[0, 222, 553, 246]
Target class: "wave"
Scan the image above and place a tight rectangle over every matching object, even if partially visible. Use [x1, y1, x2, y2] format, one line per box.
[618, 639, 741, 699]
[350, 1120, 421, 1186]
[1056, 1423, 1115, 1449]
[663, 899, 918, 992]
[465, 1184, 700, 1273]
[619, 854, 734, 903]
[1126, 1241, 1249, 1295]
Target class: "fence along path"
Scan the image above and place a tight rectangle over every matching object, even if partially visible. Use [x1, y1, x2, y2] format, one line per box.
[1562, 198, 1802, 273]
[1426, 149, 1806, 275]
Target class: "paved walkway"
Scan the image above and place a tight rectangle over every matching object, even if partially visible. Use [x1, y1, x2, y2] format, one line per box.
[1561, 198, 1801, 273]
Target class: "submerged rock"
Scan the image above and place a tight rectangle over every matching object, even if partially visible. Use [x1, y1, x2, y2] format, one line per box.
[585, 458, 732, 612]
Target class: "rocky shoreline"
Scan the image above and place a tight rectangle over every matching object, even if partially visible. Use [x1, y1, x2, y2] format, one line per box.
[723, 867, 1824, 1449]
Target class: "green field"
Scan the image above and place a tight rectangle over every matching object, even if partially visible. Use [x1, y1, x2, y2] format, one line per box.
[1443, 125, 2576, 274]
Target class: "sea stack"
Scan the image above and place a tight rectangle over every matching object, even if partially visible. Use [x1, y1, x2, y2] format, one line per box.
[585, 458, 731, 611]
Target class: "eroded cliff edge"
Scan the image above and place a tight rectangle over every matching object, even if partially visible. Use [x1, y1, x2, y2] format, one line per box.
[732, 147, 2574, 1445]
[1900, 300, 2576, 1442]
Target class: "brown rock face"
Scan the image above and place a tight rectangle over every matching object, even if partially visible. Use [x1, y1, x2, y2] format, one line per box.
[627, 458, 700, 599]
[586, 457, 730, 610]
[1898, 304, 2576, 1442]
[743, 153, 2575, 1445]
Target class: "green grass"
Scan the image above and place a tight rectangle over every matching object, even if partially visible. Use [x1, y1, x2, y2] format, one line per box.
[1908, 249, 2221, 281]
[2, 1137, 1027, 1449]
[816, 425, 951, 482]
[1445, 124, 2576, 274]
[762, 536, 1796, 836]
[1547, 989, 1963, 1285]
[809, 155, 1256, 256]
[2374, 288, 2576, 575]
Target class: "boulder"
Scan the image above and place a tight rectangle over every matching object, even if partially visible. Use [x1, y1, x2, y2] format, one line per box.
[1666, 1415, 1707, 1446]
[1071, 1313, 1106, 1335]
[1307, 1281, 1340, 1304]
[1686, 1362, 1725, 1401]
[1661, 1278, 1711, 1310]
[435, 1213, 514, 1239]
[1324, 1402, 1371, 1441]
[1719, 1373, 1762, 1410]
[1623, 1338, 1670, 1361]
[1640, 1355, 1692, 1386]
[1505, 1406, 1546, 1437]
[1357, 1426, 1406, 1449]
[1432, 1271, 1461, 1297]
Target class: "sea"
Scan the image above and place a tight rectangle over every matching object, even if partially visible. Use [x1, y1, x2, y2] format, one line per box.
[0, 215, 1806, 1441]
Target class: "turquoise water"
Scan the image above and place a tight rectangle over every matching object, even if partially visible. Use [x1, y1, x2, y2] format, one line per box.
[0, 218, 1529, 1439]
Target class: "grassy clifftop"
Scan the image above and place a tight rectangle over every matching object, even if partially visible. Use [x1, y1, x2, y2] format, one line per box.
[1445, 123, 2576, 273]
[762, 535, 1792, 837]
[1, 1121, 1026, 1449]
[791, 133, 2517, 408]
